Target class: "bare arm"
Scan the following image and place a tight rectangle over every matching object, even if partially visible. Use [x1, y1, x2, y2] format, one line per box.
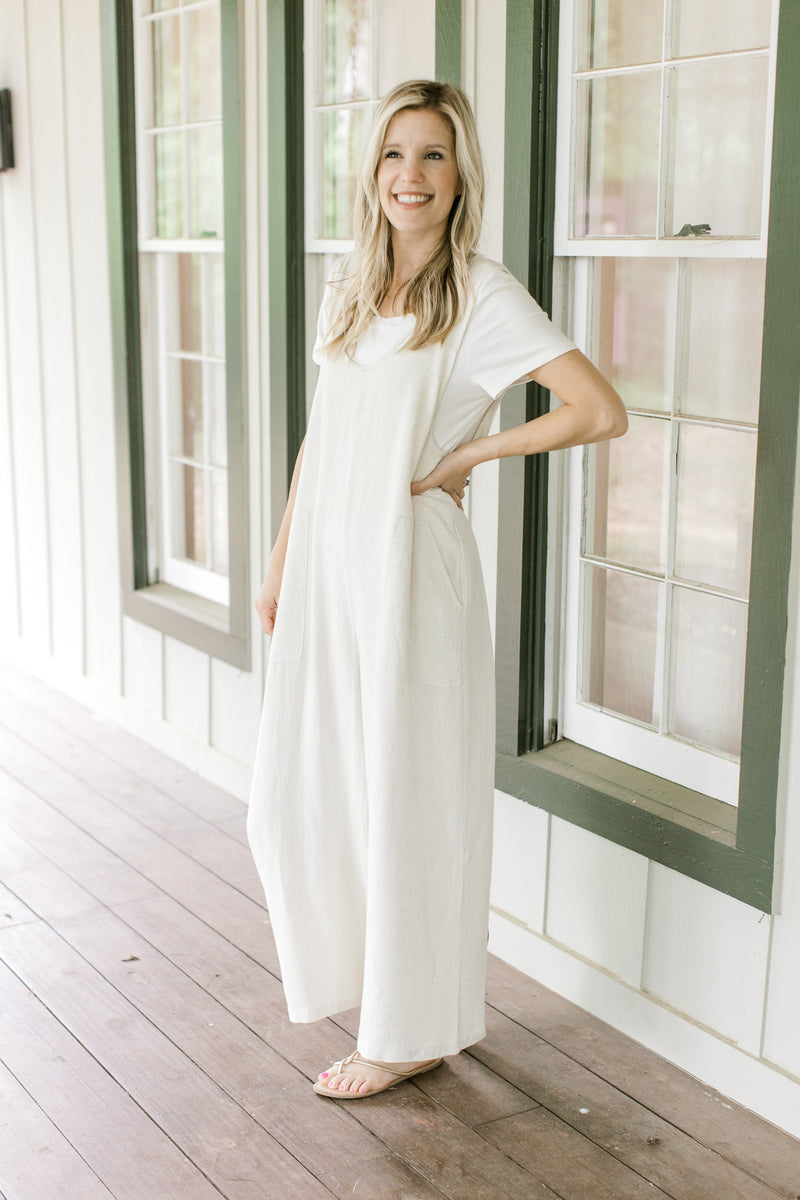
[411, 349, 627, 507]
[254, 436, 306, 636]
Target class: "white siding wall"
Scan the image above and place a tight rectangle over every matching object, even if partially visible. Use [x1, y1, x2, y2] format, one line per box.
[1, 0, 799, 1140]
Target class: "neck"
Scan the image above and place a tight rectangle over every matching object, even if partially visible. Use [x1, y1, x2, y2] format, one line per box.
[389, 230, 443, 284]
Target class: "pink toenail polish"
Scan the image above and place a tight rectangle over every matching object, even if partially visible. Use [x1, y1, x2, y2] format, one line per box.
[321, 1072, 328, 1078]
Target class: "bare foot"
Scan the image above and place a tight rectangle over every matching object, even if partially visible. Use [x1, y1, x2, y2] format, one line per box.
[315, 1050, 440, 1096]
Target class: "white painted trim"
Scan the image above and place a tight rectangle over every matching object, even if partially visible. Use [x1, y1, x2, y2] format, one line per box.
[488, 907, 800, 1140]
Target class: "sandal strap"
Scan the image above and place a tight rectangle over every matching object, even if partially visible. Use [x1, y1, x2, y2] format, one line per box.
[350, 1051, 439, 1078]
[328, 1049, 360, 1074]
[326, 1049, 439, 1078]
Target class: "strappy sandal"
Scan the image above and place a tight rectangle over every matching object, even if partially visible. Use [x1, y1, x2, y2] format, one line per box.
[312, 1049, 444, 1099]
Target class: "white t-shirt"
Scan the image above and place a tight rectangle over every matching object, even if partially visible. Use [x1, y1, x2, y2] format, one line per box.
[312, 254, 576, 453]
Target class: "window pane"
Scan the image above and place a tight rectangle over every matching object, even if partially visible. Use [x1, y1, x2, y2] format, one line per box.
[322, 0, 372, 103]
[318, 107, 370, 239]
[674, 425, 757, 596]
[595, 257, 676, 412]
[680, 259, 765, 424]
[208, 363, 227, 468]
[665, 55, 769, 238]
[172, 253, 202, 354]
[574, 72, 661, 237]
[672, 0, 770, 58]
[179, 360, 204, 460]
[172, 463, 207, 564]
[207, 254, 226, 358]
[187, 3, 221, 123]
[585, 415, 669, 572]
[188, 125, 223, 238]
[154, 132, 183, 238]
[670, 588, 747, 756]
[211, 469, 229, 575]
[577, 0, 664, 70]
[151, 0, 178, 11]
[152, 14, 181, 127]
[582, 564, 661, 726]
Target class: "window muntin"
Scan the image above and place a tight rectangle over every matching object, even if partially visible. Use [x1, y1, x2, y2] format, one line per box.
[556, 0, 778, 807]
[561, 0, 776, 252]
[134, 0, 229, 605]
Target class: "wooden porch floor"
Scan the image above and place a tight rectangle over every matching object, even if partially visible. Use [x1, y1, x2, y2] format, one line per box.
[1, 663, 799, 1200]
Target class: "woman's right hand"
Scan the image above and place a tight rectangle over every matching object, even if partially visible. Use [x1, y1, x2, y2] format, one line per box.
[254, 554, 285, 636]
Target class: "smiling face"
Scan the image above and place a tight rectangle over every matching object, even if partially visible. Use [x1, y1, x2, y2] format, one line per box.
[376, 107, 461, 255]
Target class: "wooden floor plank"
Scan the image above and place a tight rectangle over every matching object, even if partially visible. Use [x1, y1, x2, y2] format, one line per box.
[0, 689, 263, 904]
[478, 1106, 674, 1200]
[486, 956, 800, 1197]
[0, 779, 162, 916]
[110, 889, 539, 1130]
[0, 961, 226, 1200]
[2, 666, 798, 1200]
[0, 742, 280, 975]
[0, 661, 246, 830]
[470, 1005, 786, 1200]
[310, 1079, 563, 1200]
[46, 903, 419, 1184]
[0, 921, 333, 1200]
[0, 844, 461, 1200]
[0, 1060, 115, 1200]
[0, 880, 39, 930]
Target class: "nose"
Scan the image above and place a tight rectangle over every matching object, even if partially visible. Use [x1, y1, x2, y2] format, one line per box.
[401, 158, 425, 184]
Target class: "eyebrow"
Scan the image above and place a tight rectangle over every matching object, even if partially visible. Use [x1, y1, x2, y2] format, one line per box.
[382, 142, 450, 151]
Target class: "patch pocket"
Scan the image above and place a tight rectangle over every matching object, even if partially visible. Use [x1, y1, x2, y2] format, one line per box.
[390, 513, 464, 687]
[269, 510, 309, 663]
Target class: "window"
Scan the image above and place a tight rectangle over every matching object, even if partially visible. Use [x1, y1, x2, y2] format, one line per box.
[303, 0, 379, 413]
[102, 0, 248, 666]
[496, 0, 799, 909]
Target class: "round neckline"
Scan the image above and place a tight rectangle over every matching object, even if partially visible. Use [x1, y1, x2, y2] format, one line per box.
[374, 312, 415, 325]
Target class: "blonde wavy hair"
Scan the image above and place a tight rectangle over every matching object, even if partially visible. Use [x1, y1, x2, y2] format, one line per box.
[324, 79, 485, 359]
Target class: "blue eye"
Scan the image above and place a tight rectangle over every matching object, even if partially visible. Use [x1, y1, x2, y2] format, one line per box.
[384, 150, 401, 158]
[425, 151, 443, 159]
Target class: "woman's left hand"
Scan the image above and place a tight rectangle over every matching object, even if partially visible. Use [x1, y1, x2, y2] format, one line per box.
[411, 446, 473, 510]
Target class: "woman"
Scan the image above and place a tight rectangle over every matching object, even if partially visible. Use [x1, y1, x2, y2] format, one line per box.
[247, 80, 626, 1100]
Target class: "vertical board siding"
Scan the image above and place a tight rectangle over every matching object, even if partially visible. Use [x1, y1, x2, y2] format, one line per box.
[762, 918, 800, 1077]
[163, 636, 211, 744]
[28, 0, 85, 675]
[2, 0, 52, 654]
[545, 818, 649, 987]
[0, 152, 20, 640]
[491, 791, 549, 934]
[121, 616, 164, 717]
[209, 656, 262, 766]
[67, 0, 122, 692]
[643, 866, 771, 1055]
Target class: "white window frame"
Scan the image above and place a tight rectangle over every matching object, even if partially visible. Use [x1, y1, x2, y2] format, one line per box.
[551, 0, 781, 806]
[133, 0, 229, 607]
[303, 0, 380, 255]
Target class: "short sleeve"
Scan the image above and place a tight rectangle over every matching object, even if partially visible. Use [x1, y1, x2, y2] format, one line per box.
[466, 259, 575, 400]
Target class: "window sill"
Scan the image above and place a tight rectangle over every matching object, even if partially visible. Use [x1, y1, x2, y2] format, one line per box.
[496, 739, 770, 911]
[123, 582, 250, 669]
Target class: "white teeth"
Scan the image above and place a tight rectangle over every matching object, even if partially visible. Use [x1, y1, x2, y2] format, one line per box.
[395, 193, 432, 205]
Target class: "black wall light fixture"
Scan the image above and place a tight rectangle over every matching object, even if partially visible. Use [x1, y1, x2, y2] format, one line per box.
[0, 90, 14, 172]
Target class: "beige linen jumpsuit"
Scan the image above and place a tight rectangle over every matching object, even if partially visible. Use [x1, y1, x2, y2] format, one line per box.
[247, 291, 496, 1062]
